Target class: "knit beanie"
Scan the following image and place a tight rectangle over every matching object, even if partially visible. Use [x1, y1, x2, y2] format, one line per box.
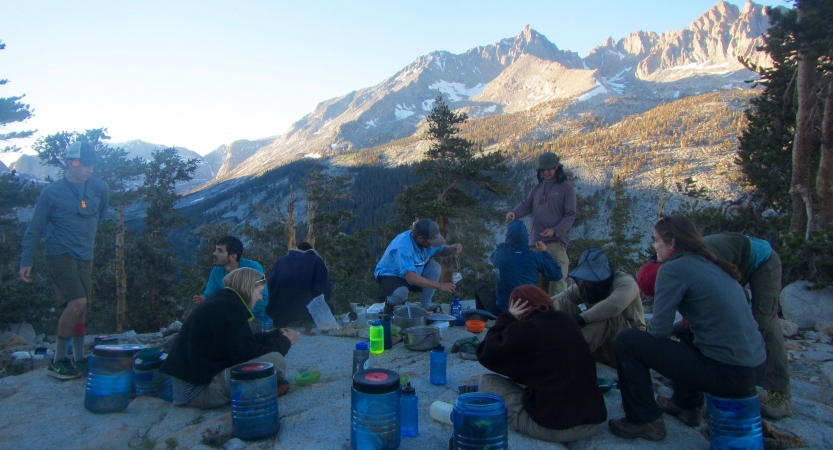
[636, 260, 661, 297]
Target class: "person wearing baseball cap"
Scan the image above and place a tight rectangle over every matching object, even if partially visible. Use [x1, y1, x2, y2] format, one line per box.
[552, 248, 645, 368]
[506, 152, 576, 296]
[20, 140, 109, 380]
[374, 218, 463, 314]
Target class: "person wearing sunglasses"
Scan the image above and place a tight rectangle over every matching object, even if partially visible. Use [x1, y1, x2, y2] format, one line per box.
[162, 267, 300, 408]
[19, 141, 109, 380]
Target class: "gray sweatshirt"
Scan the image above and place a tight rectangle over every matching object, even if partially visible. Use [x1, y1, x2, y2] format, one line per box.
[511, 180, 576, 247]
[20, 177, 109, 267]
[648, 252, 765, 368]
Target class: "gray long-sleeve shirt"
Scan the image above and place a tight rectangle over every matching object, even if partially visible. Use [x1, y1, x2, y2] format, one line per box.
[512, 180, 576, 247]
[20, 176, 109, 267]
[648, 252, 765, 368]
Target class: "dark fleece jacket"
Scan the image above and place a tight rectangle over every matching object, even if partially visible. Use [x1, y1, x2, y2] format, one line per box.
[476, 309, 607, 430]
[266, 248, 332, 327]
[161, 288, 291, 385]
[491, 220, 561, 310]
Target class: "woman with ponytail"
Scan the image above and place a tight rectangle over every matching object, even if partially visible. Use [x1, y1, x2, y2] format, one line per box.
[608, 215, 766, 441]
[476, 285, 606, 443]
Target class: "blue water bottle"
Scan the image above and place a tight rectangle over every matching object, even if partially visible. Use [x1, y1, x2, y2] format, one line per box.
[451, 296, 463, 326]
[379, 313, 393, 350]
[400, 382, 418, 437]
[430, 344, 447, 386]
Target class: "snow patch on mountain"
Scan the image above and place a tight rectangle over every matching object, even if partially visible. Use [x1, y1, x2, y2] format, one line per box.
[429, 80, 487, 102]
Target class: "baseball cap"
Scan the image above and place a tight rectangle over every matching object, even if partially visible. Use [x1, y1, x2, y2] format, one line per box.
[569, 248, 612, 282]
[413, 218, 445, 247]
[66, 142, 99, 166]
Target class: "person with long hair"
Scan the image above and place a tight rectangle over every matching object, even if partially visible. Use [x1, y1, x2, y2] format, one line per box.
[162, 267, 300, 409]
[476, 285, 606, 443]
[608, 215, 765, 441]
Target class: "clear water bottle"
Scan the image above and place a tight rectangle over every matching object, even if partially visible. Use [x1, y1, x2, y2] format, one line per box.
[400, 382, 418, 437]
[451, 296, 463, 326]
[452, 393, 508, 450]
[369, 321, 384, 354]
[706, 393, 763, 450]
[230, 362, 279, 441]
[352, 368, 401, 450]
[84, 345, 135, 413]
[352, 342, 370, 376]
[379, 313, 393, 350]
[430, 344, 447, 386]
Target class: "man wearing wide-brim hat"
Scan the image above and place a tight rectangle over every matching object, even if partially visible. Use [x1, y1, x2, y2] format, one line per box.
[506, 152, 575, 295]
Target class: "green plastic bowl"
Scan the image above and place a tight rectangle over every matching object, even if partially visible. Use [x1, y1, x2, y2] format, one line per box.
[597, 377, 617, 393]
[295, 370, 321, 386]
[136, 347, 163, 362]
[391, 325, 402, 336]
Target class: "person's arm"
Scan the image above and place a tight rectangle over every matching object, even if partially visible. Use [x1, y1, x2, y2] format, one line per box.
[404, 271, 457, 293]
[537, 248, 562, 281]
[202, 267, 223, 298]
[551, 184, 576, 238]
[437, 243, 462, 257]
[647, 265, 686, 338]
[552, 283, 582, 306]
[19, 191, 52, 278]
[581, 275, 639, 323]
[509, 186, 536, 220]
[224, 308, 273, 362]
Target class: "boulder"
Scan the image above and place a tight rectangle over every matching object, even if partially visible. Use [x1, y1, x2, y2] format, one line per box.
[4, 323, 35, 345]
[0, 332, 28, 349]
[780, 319, 800, 337]
[816, 321, 833, 336]
[781, 281, 833, 329]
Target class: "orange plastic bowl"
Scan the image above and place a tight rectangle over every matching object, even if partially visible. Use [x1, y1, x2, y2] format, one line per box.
[466, 320, 486, 333]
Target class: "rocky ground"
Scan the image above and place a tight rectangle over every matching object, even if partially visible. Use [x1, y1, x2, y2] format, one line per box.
[2, 292, 833, 449]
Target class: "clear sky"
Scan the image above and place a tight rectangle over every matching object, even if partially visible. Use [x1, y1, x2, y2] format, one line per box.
[0, 0, 788, 157]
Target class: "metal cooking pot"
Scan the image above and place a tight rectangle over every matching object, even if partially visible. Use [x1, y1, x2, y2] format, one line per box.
[393, 306, 428, 330]
[402, 326, 441, 351]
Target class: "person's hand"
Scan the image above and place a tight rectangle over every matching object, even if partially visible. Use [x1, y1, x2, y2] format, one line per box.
[438, 282, 457, 294]
[192, 295, 205, 306]
[534, 241, 547, 252]
[19, 267, 32, 283]
[540, 228, 555, 238]
[282, 328, 301, 345]
[508, 298, 531, 320]
[505, 211, 515, 222]
[452, 244, 463, 254]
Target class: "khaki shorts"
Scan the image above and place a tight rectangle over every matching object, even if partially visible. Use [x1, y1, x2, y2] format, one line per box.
[46, 253, 92, 308]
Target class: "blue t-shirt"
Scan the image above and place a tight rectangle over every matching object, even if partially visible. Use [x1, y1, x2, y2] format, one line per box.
[204, 258, 269, 322]
[374, 231, 444, 279]
[747, 237, 773, 274]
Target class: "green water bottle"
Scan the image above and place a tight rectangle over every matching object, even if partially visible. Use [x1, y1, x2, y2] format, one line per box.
[369, 320, 384, 354]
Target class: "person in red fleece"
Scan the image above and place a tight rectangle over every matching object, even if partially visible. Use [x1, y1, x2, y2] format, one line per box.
[476, 284, 607, 443]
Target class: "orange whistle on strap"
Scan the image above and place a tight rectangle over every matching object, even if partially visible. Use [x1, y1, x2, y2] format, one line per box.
[81, 200, 87, 208]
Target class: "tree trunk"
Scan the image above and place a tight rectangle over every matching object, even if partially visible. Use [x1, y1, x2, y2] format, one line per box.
[115, 206, 128, 332]
[817, 78, 833, 228]
[789, 1, 817, 238]
[436, 214, 453, 283]
[285, 193, 296, 251]
[305, 200, 317, 247]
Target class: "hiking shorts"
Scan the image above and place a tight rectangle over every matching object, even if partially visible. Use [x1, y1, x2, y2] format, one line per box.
[46, 253, 92, 308]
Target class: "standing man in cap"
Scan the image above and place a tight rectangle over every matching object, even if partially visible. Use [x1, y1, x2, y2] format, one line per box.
[507, 152, 576, 295]
[374, 218, 463, 315]
[20, 141, 109, 380]
[552, 248, 644, 367]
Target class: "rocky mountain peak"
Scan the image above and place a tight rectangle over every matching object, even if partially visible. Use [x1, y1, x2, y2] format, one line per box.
[685, 0, 740, 34]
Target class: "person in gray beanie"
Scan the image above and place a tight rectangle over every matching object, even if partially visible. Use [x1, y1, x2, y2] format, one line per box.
[506, 152, 576, 295]
[551, 248, 645, 368]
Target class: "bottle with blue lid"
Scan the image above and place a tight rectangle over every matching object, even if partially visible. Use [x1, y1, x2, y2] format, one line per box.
[400, 382, 418, 437]
[451, 296, 463, 326]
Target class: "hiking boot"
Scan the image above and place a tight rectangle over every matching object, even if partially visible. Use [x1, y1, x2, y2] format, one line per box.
[47, 357, 81, 380]
[608, 416, 666, 441]
[761, 391, 794, 420]
[657, 395, 702, 427]
[383, 301, 395, 316]
[73, 358, 89, 377]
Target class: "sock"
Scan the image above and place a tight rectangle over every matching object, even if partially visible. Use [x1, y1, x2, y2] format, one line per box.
[72, 334, 86, 362]
[55, 336, 70, 362]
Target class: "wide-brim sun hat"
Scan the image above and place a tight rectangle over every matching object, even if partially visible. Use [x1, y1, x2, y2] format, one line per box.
[536, 152, 561, 170]
[569, 248, 612, 282]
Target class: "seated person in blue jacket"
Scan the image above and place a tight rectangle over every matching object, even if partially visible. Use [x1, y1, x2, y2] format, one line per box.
[192, 236, 270, 329]
[374, 218, 463, 315]
[162, 267, 300, 409]
[266, 241, 332, 327]
[474, 219, 561, 315]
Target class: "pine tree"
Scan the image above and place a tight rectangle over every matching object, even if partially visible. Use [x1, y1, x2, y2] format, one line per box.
[0, 40, 35, 152]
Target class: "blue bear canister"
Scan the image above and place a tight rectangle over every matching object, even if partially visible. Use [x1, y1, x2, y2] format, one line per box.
[706, 393, 763, 450]
[452, 393, 508, 450]
[230, 362, 279, 441]
[134, 357, 172, 402]
[84, 345, 135, 413]
[352, 368, 401, 450]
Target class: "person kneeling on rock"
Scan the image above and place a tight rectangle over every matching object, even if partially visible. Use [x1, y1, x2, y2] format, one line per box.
[476, 284, 607, 443]
[161, 267, 300, 409]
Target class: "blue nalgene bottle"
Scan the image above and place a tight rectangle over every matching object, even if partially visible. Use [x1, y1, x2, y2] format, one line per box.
[451, 296, 463, 326]
[430, 344, 447, 386]
[352, 368, 401, 450]
[400, 382, 418, 437]
[84, 345, 135, 413]
[379, 313, 393, 350]
[452, 393, 508, 450]
[230, 362, 279, 441]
